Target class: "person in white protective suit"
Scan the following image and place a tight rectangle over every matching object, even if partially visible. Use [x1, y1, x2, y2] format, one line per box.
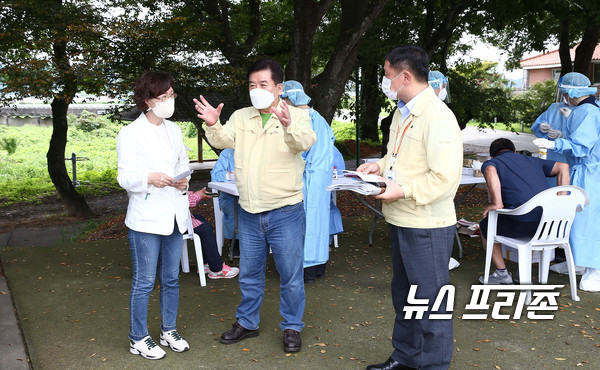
[533, 72, 600, 292]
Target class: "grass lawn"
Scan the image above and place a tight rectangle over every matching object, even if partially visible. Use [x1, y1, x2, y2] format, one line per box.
[467, 120, 533, 135]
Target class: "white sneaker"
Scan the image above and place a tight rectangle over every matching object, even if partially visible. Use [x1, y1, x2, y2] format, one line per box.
[208, 263, 239, 279]
[160, 330, 190, 352]
[549, 261, 586, 275]
[130, 336, 166, 360]
[479, 270, 513, 284]
[204, 264, 210, 274]
[449, 257, 460, 270]
[579, 268, 600, 292]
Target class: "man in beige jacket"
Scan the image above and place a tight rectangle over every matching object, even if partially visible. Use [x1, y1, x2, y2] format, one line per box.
[194, 59, 316, 353]
[359, 45, 462, 370]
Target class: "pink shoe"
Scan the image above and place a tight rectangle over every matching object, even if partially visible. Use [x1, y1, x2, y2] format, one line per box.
[208, 263, 239, 279]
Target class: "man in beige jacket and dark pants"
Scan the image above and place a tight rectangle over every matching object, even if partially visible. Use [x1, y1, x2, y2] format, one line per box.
[194, 59, 316, 353]
[359, 45, 463, 370]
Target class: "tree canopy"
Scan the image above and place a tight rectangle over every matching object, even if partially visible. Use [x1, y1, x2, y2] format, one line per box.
[2, 0, 598, 216]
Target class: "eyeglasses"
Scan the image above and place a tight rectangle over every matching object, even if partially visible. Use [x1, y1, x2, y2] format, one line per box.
[154, 92, 177, 102]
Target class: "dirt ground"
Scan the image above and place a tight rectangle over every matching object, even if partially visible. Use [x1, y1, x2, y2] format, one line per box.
[0, 184, 488, 242]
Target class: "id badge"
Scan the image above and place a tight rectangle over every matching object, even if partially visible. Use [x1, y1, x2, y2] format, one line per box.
[385, 170, 396, 182]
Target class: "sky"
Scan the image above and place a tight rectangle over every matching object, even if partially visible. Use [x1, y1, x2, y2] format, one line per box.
[450, 36, 525, 82]
[453, 36, 560, 83]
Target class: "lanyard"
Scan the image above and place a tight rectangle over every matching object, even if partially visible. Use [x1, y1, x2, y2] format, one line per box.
[389, 118, 413, 169]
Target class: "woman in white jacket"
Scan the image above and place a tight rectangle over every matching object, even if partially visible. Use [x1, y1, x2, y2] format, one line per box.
[117, 71, 191, 360]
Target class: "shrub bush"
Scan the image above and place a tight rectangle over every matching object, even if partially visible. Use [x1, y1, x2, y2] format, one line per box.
[1, 137, 19, 155]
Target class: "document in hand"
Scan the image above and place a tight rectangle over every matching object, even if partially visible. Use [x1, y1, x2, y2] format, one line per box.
[342, 170, 387, 187]
[172, 170, 193, 182]
[326, 176, 385, 196]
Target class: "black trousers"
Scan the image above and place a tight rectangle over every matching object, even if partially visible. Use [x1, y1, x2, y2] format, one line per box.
[192, 213, 224, 272]
[388, 224, 454, 369]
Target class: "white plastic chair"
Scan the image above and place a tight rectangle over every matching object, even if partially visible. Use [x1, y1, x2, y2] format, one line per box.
[181, 212, 206, 286]
[483, 185, 589, 303]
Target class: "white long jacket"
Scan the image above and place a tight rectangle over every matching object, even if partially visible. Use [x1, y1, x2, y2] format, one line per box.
[117, 113, 190, 235]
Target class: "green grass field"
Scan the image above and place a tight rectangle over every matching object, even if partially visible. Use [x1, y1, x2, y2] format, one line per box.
[0, 116, 217, 204]
[467, 120, 533, 135]
[0, 113, 520, 205]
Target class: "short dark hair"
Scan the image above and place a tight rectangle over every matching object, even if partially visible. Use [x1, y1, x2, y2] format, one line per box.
[489, 138, 516, 157]
[134, 71, 173, 111]
[247, 59, 284, 85]
[385, 45, 429, 83]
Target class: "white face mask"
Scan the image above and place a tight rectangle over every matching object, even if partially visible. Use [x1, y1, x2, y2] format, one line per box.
[149, 97, 175, 119]
[250, 88, 276, 109]
[562, 95, 573, 107]
[437, 88, 448, 101]
[381, 73, 404, 101]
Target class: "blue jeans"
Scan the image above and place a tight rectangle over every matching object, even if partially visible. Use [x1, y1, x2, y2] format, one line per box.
[128, 222, 183, 341]
[236, 202, 306, 332]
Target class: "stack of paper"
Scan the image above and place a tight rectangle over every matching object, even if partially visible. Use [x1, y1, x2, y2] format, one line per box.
[342, 170, 387, 187]
[326, 177, 383, 196]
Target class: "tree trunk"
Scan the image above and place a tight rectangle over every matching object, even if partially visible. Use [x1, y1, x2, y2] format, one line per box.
[558, 17, 572, 76]
[421, 0, 468, 60]
[573, 24, 600, 78]
[286, 0, 334, 91]
[358, 60, 382, 141]
[311, 0, 390, 123]
[47, 98, 94, 218]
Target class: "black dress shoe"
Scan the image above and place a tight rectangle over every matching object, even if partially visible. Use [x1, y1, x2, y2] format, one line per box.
[366, 357, 416, 370]
[283, 329, 302, 352]
[220, 322, 259, 344]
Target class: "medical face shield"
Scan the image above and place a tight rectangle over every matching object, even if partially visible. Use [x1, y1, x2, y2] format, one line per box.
[429, 76, 450, 103]
[557, 73, 597, 100]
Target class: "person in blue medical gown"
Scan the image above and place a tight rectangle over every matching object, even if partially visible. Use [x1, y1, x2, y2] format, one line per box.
[210, 148, 240, 257]
[533, 72, 600, 292]
[429, 71, 461, 270]
[329, 146, 345, 242]
[531, 100, 569, 186]
[281, 80, 335, 284]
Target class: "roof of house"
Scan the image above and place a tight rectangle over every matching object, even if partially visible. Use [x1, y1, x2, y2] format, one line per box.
[520, 43, 600, 68]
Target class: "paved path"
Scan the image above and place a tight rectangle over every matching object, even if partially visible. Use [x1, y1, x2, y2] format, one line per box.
[0, 277, 30, 369]
[461, 126, 538, 154]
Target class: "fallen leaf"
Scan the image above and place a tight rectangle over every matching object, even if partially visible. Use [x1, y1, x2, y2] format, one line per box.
[555, 358, 566, 361]
[242, 348, 250, 352]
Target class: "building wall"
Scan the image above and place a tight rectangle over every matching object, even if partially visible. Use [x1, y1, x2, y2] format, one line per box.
[528, 69, 553, 85]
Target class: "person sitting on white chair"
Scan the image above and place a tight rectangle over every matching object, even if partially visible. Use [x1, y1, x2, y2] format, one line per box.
[188, 188, 239, 279]
[479, 138, 570, 284]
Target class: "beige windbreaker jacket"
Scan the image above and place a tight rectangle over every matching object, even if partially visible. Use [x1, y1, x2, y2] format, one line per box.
[376, 86, 463, 228]
[205, 100, 316, 213]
